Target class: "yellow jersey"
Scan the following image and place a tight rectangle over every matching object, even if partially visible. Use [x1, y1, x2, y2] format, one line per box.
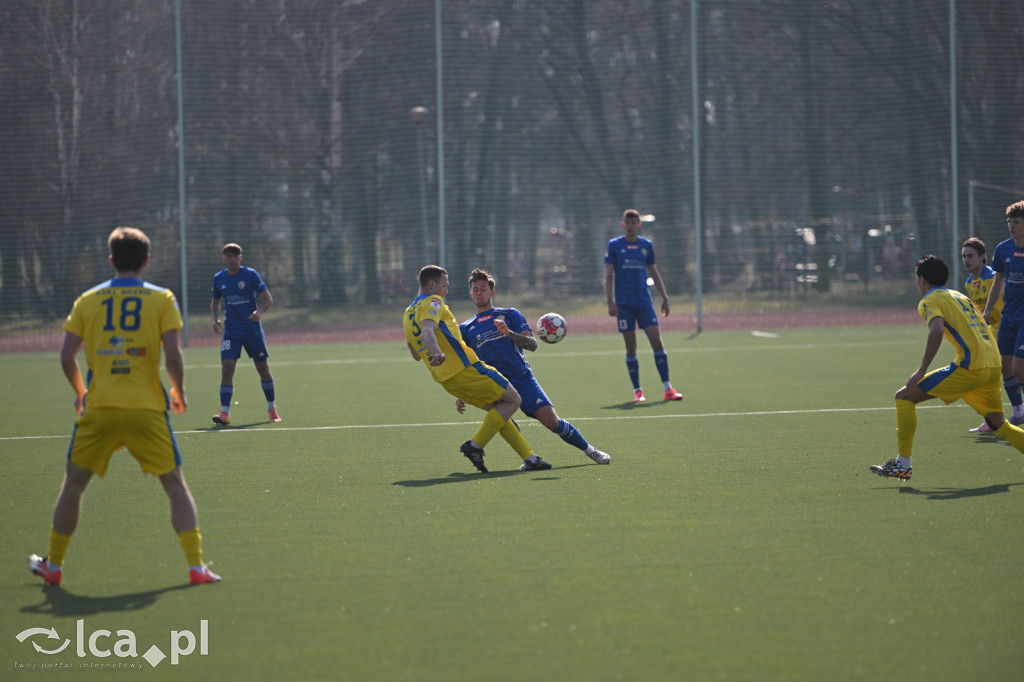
[918, 287, 1000, 371]
[964, 265, 1002, 331]
[403, 294, 480, 383]
[63, 277, 183, 412]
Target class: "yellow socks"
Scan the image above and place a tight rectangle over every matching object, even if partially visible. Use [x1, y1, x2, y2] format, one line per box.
[471, 409, 507, 449]
[48, 528, 72, 568]
[895, 399, 917, 458]
[177, 528, 204, 567]
[499, 419, 534, 460]
[994, 420, 1024, 453]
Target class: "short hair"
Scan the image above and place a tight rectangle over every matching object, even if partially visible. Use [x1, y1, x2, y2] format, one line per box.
[1007, 201, 1024, 220]
[622, 209, 640, 221]
[418, 264, 448, 288]
[108, 227, 150, 272]
[222, 243, 242, 256]
[468, 268, 495, 289]
[916, 254, 949, 287]
[961, 237, 986, 262]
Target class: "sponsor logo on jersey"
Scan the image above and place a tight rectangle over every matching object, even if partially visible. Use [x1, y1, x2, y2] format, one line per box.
[478, 314, 494, 322]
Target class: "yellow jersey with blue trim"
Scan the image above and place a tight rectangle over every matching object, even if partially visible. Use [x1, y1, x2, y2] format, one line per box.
[63, 277, 183, 412]
[404, 294, 481, 383]
[918, 286, 1000, 370]
[964, 265, 1002, 331]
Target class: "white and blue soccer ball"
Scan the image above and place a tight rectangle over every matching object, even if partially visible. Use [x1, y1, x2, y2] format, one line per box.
[537, 312, 567, 344]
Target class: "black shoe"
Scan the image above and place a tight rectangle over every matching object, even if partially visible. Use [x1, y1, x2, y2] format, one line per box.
[460, 441, 488, 473]
[519, 456, 552, 472]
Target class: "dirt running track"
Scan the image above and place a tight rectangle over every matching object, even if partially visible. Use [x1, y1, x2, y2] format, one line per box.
[0, 307, 921, 354]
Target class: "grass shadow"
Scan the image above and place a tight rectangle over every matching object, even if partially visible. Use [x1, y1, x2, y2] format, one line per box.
[20, 583, 193, 617]
[896, 482, 1024, 500]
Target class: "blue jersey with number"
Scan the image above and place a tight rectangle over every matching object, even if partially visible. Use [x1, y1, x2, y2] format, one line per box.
[212, 266, 268, 336]
[991, 239, 1024, 323]
[605, 235, 655, 308]
[459, 307, 534, 381]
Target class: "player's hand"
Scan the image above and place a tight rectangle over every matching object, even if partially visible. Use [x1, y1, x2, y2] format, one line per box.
[904, 370, 925, 393]
[212, 320, 223, 335]
[607, 303, 618, 317]
[169, 387, 187, 415]
[248, 311, 261, 322]
[494, 318, 509, 336]
[661, 299, 670, 317]
[455, 398, 467, 414]
[74, 391, 86, 416]
[429, 353, 447, 366]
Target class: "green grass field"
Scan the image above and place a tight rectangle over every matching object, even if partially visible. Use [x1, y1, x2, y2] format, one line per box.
[2, 325, 1023, 681]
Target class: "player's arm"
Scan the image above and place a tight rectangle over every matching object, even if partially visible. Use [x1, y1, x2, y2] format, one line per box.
[418, 318, 446, 366]
[604, 263, 617, 316]
[211, 297, 223, 334]
[407, 343, 421, 361]
[494, 318, 538, 352]
[162, 328, 187, 414]
[59, 331, 87, 415]
[250, 289, 273, 322]
[983, 272, 1004, 325]
[648, 263, 670, 317]
[906, 316, 945, 391]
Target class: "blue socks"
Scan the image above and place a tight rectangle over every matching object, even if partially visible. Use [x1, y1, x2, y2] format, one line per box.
[555, 419, 589, 451]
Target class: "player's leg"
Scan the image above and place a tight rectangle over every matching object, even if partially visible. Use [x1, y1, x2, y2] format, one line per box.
[31, 461, 94, 584]
[254, 361, 281, 422]
[643, 322, 683, 401]
[214, 349, 238, 424]
[159, 468, 220, 584]
[871, 369, 942, 479]
[619, 310, 643, 400]
[531, 404, 611, 464]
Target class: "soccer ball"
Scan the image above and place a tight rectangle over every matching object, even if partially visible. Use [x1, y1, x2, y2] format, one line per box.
[536, 312, 567, 344]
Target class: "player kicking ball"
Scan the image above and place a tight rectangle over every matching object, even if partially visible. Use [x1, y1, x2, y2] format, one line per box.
[458, 268, 611, 468]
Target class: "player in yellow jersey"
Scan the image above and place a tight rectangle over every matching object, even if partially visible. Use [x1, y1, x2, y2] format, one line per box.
[871, 255, 1024, 481]
[29, 227, 220, 586]
[961, 237, 1024, 432]
[404, 265, 548, 473]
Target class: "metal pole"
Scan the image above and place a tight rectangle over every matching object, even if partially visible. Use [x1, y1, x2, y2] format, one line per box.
[691, 0, 702, 332]
[434, 0, 446, 267]
[950, 0, 959, 287]
[411, 108, 430, 266]
[175, 0, 189, 346]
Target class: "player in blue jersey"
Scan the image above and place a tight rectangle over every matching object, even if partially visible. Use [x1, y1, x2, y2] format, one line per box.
[210, 243, 280, 424]
[982, 202, 1024, 429]
[871, 254, 1024, 481]
[604, 209, 684, 403]
[457, 269, 611, 465]
[961, 237, 1021, 432]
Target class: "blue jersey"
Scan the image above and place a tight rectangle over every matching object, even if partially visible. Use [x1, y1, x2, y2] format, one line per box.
[212, 266, 268, 336]
[605, 235, 655, 307]
[991, 239, 1024, 323]
[459, 307, 534, 381]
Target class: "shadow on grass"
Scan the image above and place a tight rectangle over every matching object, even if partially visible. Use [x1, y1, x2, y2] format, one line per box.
[896, 482, 1024, 500]
[393, 463, 591, 487]
[21, 583, 192, 617]
[601, 400, 681, 411]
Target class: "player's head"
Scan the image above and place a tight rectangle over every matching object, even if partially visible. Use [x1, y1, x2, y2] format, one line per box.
[222, 243, 242, 257]
[468, 268, 496, 309]
[961, 237, 986, 272]
[916, 254, 949, 288]
[622, 209, 642, 238]
[108, 227, 150, 272]
[418, 265, 449, 295]
[1007, 201, 1024, 221]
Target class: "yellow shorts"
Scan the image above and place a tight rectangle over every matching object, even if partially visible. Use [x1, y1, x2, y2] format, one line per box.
[441, 361, 510, 410]
[919, 364, 1004, 415]
[68, 408, 181, 477]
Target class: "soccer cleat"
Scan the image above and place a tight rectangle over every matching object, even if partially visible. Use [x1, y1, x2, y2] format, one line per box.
[268, 408, 282, 423]
[212, 411, 231, 425]
[634, 389, 646, 403]
[28, 554, 62, 586]
[586, 448, 611, 465]
[460, 440, 488, 473]
[519, 456, 553, 472]
[869, 459, 912, 480]
[663, 388, 684, 401]
[189, 564, 221, 585]
[1011, 414, 1024, 427]
[969, 421, 993, 433]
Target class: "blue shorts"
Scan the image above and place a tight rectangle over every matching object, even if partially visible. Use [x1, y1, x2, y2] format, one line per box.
[996, 318, 1024, 359]
[221, 330, 270, 362]
[509, 373, 553, 418]
[616, 303, 659, 333]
